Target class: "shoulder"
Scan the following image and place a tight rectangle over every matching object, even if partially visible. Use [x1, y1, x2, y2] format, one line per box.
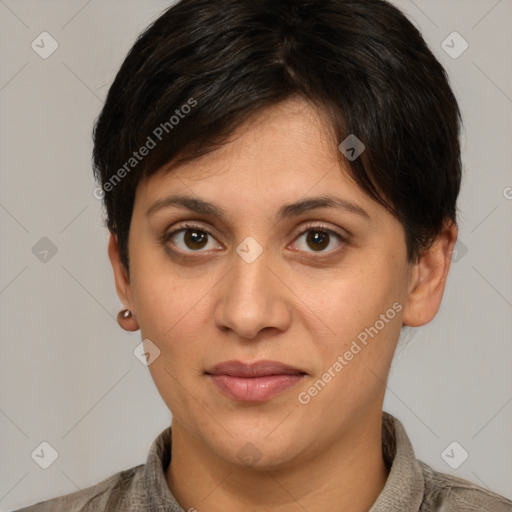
[418, 459, 512, 512]
[11, 464, 146, 512]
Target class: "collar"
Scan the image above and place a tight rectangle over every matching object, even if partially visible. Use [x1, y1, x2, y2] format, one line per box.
[369, 411, 425, 511]
[143, 424, 183, 511]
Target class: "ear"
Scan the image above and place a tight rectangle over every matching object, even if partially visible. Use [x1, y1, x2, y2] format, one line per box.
[108, 231, 135, 313]
[402, 220, 458, 327]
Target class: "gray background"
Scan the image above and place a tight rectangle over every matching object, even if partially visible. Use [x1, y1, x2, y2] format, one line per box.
[1, 0, 511, 509]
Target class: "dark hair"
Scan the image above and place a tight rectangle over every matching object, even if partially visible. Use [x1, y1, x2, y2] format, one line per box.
[92, 0, 462, 272]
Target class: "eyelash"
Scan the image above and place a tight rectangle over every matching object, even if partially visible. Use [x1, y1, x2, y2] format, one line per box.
[160, 221, 348, 258]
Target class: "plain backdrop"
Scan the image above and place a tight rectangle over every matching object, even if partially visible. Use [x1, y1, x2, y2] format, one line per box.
[1, 0, 511, 510]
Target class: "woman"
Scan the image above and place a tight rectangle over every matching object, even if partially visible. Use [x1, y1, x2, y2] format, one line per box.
[15, 0, 512, 510]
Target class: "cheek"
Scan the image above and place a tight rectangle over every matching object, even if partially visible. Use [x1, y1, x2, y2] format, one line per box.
[302, 265, 399, 338]
[295, 278, 403, 424]
[300, 260, 405, 386]
[130, 269, 212, 418]
[132, 272, 209, 356]
[127, 250, 208, 360]
[129, 234, 204, 336]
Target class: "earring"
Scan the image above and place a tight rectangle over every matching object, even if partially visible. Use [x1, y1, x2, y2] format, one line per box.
[117, 308, 139, 332]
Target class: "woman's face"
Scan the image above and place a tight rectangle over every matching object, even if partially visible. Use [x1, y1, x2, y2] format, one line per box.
[120, 97, 417, 468]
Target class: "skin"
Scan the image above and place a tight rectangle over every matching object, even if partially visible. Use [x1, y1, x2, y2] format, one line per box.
[108, 97, 458, 512]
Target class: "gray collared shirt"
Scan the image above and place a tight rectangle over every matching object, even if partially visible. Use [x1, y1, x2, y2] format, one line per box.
[13, 411, 512, 511]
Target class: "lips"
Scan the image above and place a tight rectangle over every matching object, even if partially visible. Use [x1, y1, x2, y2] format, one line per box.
[205, 360, 307, 402]
[205, 360, 307, 377]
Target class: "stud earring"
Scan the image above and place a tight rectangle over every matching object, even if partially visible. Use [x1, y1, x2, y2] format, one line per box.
[116, 308, 139, 331]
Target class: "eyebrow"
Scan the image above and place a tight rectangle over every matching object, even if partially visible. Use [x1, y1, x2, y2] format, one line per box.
[145, 194, 371, 222]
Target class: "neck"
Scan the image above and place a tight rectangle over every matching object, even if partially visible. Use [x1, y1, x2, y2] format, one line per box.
[166, 408, 389, 512]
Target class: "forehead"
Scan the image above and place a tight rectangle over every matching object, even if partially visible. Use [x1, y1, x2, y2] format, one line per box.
[139, 99, 355, 193]
[170, 98, 336, 172]
[128, 99, 410, 257]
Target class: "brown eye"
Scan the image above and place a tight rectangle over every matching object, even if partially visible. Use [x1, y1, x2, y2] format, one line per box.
[164, 224, 220, 253]
[305, 230, 331, 251]
[182, 229, 209, 250]
[291, 225, 346, 255]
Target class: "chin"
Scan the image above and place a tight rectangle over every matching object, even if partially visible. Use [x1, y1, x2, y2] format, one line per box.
[206, 427, 306, 471]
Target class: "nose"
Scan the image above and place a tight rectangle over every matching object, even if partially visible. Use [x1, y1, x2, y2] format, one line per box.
[214, 244, 292, 341]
